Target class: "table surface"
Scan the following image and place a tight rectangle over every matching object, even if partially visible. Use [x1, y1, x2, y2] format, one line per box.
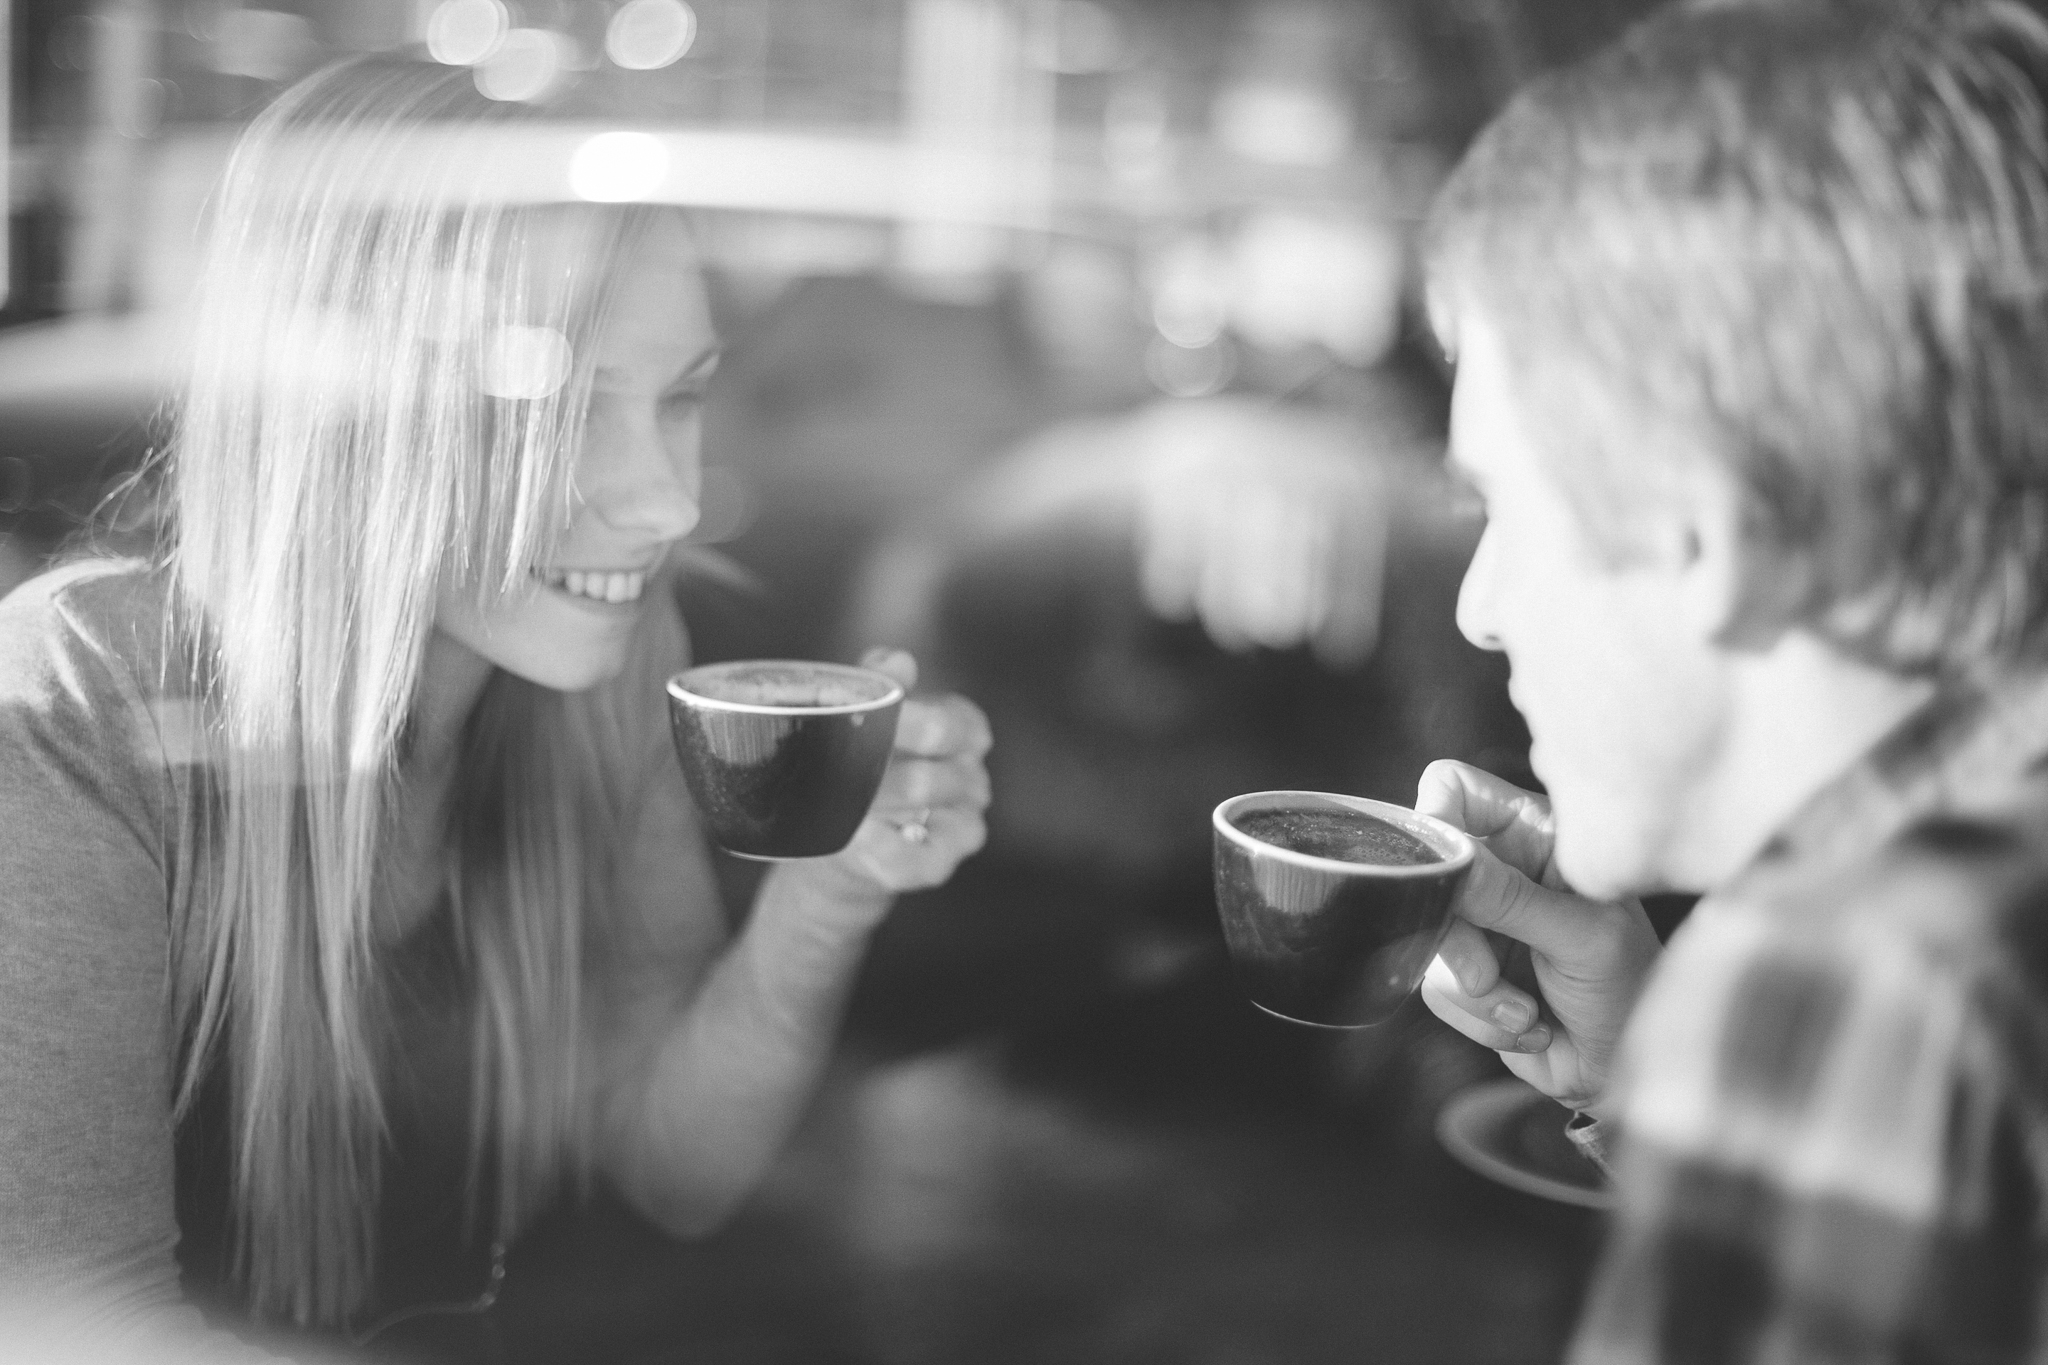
[439, 945, 1605, 1365]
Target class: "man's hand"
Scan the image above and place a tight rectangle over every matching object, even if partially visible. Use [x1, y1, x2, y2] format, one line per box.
[1416, 760, 1660, 1114]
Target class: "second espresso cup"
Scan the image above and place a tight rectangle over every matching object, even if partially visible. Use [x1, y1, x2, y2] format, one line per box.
[667, 660, 905, 860]
[1212, 791, 1476, 1028]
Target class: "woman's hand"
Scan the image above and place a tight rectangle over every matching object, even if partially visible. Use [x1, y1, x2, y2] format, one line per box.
[600, 648, 990, 1235]
[804, 648, 991, 905]
[1415, 760, 1661, 1115]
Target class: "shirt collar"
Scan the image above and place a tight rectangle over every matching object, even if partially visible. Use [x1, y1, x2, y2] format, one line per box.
[1737, 663, 2048, 887]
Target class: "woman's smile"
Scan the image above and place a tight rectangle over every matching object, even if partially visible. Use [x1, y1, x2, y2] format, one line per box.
[533, 565, 653, 605]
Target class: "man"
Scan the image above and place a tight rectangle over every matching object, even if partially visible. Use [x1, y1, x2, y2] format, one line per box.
[1410, 0, 2048, 1359]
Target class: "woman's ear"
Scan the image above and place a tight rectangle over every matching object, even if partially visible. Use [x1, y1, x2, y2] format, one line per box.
[1679, 464, 1814, 651]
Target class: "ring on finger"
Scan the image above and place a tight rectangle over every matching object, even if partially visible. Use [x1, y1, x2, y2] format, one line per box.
[895, 806, 933, 844]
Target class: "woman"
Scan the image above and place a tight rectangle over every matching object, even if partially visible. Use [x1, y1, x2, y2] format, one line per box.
[0, 54, 991, 1357]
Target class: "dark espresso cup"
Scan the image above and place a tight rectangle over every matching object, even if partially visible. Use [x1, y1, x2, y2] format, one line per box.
[1213, 791, 1476, 1028]
[667, 660, 905, 860]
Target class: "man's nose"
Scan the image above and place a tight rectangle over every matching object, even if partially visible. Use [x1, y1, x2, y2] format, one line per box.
[1456, 521, 1506, 653]
[587, 412, 701, 542]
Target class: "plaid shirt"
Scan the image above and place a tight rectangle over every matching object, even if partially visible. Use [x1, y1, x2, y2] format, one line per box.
[1570, 670, 2048, 1365]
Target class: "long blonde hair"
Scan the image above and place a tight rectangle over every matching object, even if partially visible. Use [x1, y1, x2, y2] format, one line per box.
[165, 55, 673, 1325]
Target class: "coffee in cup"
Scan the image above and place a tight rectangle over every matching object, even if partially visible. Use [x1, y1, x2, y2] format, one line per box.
[667, 660, 904, 860]
[1212, 791, 1474, 1028]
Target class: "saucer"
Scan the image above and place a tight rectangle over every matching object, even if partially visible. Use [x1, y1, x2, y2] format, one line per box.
[1435, 1078, 1612, 1211]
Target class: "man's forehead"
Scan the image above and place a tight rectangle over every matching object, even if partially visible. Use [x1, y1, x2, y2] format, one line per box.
[1444, 307, 1517, 482]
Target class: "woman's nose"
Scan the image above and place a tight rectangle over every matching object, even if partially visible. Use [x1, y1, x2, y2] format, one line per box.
[1456, 520, 1506, 653]
[585, 406, 702, 542]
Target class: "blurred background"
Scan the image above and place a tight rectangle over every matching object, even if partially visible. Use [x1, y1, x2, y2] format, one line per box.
[3, 1, 1672, 1361]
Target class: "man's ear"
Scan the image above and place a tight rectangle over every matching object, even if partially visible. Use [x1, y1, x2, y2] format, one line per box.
[1677, 464, 1814, 652]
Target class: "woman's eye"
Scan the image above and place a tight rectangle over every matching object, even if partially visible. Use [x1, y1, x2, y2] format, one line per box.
[660, 390, 706, 414]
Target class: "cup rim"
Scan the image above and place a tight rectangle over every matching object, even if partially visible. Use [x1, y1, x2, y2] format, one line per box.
[1212, 790, 1477, 879]
[667, 660, 906, 717]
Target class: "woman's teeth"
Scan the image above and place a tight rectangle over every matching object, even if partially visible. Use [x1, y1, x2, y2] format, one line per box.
[537, 568, 647, 604]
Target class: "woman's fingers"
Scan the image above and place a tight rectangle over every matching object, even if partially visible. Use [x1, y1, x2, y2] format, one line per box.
[872, 802, 985, 849]
[851, 647, 991, 759]
[873, 756, 991, 811]
[844, 805, 989, 892]
[806, 656, 993, 896]
[860, 646, 919, 693]
[1420, 958, 1553, 1054]
[894, 693, 993, 760]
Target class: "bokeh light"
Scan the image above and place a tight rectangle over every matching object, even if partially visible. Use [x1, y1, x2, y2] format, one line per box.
[425, 0, 509, 66]
[1211, 83, 1353, 168]
[473, 28, 570, 103]
[482, 325, 572, 400]
[569, 131, 671, 202]
[1229, 213, 1404, 366]
[1145, 335, 1235, 399]
[1149, 239, 1230, 350]
[606, 0, 698, 71]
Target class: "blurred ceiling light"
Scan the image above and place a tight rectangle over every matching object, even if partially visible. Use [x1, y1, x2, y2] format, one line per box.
[426, 0, 509, 66]
[474, 27, 571, 102]
[568, 130, 670, 201]
[606, 0, 697, 70]
[482, 325, 573, 400]
[211, 8, 317, 82]
[1211, 81, 1352, 168]
[1031, 0, 1125, 75]
[330, 126, 1052, 228]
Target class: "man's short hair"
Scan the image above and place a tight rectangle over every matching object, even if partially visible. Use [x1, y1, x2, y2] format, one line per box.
[1427, 0, 2048, 674]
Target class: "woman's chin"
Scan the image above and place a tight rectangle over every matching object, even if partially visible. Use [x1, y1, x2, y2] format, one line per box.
[498, 640, 633, 693]
[436, 580, 649, 694]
